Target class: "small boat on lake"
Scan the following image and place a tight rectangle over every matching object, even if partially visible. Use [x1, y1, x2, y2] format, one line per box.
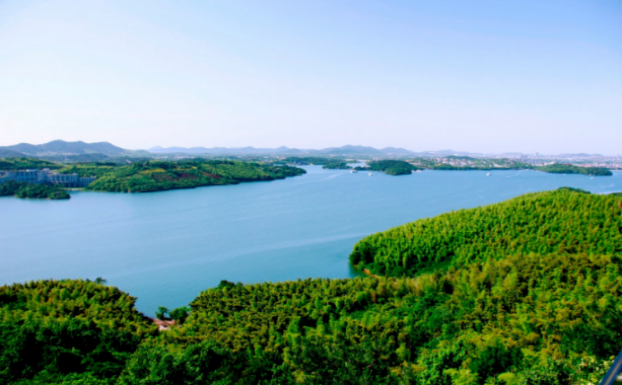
[487, 173, 491, 176]
[351, 169, 357, 173]
[369, 173, 372, 176]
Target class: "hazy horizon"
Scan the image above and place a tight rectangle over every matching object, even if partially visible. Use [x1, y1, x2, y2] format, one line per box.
[1, 1, 620, 154]
[3, 138, 621, 157]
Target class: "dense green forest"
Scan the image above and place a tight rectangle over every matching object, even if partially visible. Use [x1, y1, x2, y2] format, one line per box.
[57, 160, 305, 193]
[322, 162, 352, 170]
[0, 181, 70, 200]
[0, 157, 61, 171]
[3, 256, 621, 384]
[536, 163, 612, 176]
[350, 188, 622, 276]
[358, 160, 419, 175]
[3, 188, 622, 384]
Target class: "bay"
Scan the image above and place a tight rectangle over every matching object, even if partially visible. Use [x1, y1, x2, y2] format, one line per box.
[1, 167, 621, 315]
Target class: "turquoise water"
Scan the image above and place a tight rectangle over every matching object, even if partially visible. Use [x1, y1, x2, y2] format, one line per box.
[1, 167, 621, 315]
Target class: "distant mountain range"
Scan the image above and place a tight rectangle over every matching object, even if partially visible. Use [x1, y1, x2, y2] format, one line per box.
[0, 140, 128, 156]
[0, 140, 612, 160]
[149, 144, 419, 156]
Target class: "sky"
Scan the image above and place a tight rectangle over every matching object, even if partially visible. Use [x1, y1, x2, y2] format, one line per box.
[0, 0, 620, 154]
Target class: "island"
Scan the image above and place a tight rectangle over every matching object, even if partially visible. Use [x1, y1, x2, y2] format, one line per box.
[536, 163, 613, 176]
[3, 187, 620, 384]
[356, 160, 419, 175]
[322, 162, 351, 170]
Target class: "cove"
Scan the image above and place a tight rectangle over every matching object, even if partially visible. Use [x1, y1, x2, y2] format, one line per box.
[1, 167, 621, 315]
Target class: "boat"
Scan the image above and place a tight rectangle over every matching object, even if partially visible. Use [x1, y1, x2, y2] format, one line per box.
[350, 169, 357, 173]
[487, 173, 491, 176]
[369, 173, 372, 176]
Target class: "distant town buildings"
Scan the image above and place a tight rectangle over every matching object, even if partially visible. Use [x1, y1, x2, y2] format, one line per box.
[0, 169, 96, 187]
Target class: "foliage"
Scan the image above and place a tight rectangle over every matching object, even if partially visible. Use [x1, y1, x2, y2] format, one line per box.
[537, 164, 612, 176]
[0, 280, 156, 384]
[0, 157, 61, 171]
[58, 160, 305, 193]
[322, 162, 352, 170]
[0, 181, 70, 200]
[364, 160, 419, 175]
[350, 188, 622, 276]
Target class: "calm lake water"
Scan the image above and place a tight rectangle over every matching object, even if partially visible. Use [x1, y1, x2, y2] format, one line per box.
[2, 167, 621, 315]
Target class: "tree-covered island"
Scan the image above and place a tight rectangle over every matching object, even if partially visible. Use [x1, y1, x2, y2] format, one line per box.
[322, 162, 352, 170]
[3, 188, 622, 384]
[354, 160, 419, 175]
[537, 163, 613, 176]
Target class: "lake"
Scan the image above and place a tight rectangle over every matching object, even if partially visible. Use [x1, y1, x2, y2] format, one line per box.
[1, 167, 621, 315]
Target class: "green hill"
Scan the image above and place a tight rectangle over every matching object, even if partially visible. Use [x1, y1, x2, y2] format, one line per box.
[3, 253, 621, 384]
[358, 160, 419, 175]
[350, 188, 622, 276]
[58, 159, 305, 193]
[0, 157, 62, 171]
[0, 279, 156, 384]
[537, 163, 612, 176]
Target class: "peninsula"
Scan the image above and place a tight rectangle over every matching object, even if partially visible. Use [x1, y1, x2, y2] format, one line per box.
[0, 157, 306, 199]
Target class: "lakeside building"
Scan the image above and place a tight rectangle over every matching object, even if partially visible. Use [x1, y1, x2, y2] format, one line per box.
[0, 169, 96, 188]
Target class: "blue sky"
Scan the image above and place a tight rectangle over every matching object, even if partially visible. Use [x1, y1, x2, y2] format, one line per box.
[0, 0, 620, 154]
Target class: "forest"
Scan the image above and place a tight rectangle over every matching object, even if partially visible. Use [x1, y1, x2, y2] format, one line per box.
[536, 164, 612, 176]
[0, 157, 61, 171]
[57, 159, 306, 193]
[0, 181, 70, 200]
[358, 160, 419, 175]
[2, 188, 621, 384]
[322, 162, 352, 170]
[350, 188, 622, 276]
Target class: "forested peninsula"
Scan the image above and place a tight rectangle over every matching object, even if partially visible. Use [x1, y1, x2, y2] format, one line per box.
[3, 188, 622, 384]
[0, 181, 70, 200]
[58, 159, 305, 193]
[0, 158, 306, 198]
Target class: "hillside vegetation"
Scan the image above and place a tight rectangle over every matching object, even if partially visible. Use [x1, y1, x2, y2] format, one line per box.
[0, 279, 156, 384]
[359, 160, 419, 175]
[0, 157, 61, 171]
[2, 188, 622, 384]
[0, 181, 70, 200]
[537, 163, 612, 176]
[58, 159, 305, 193]
[322, 162, 351, 169]
[350, 188, 622, 276]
